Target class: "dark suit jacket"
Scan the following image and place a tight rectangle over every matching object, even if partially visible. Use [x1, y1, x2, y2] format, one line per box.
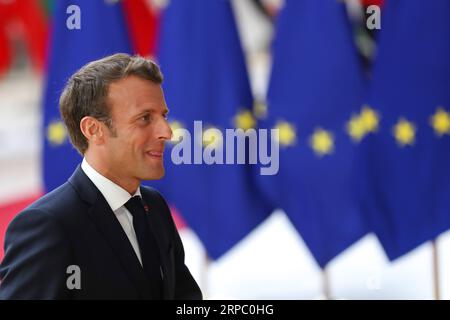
[0, 166, 202, 300]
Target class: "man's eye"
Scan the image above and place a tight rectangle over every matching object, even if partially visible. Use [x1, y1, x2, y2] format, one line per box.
[141, 115, 150, 122]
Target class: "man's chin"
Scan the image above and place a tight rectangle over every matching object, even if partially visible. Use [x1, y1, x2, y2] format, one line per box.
[141, 167, 165, 181]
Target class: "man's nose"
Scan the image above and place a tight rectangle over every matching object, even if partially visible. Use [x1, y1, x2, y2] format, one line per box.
[158, 118, 173, 141]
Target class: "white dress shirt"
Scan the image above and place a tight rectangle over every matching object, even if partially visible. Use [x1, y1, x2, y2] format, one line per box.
[81, 158, 143, 266]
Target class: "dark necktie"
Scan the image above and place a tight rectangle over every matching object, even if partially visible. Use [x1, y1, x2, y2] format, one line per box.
[125, 195, 163, 299]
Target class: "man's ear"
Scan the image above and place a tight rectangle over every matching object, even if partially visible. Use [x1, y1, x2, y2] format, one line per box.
[80, 116, 105, 146]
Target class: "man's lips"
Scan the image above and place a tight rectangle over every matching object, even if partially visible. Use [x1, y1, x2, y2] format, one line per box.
[146, 150, 163, 158]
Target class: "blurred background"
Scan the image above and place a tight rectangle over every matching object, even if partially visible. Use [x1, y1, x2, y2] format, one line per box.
[0, 0, 449, 299]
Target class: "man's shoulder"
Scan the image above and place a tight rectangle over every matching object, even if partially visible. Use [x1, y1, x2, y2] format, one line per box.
[141, 185, 165, 202]
[16, 182, 84, 223]
[5, 182, 89, 245]
[33, 181, 79, 208]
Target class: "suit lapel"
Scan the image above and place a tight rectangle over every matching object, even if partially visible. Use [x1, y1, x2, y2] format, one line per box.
[69, 166, 152, 299]
[88, 198, 153, 299]
[144, 207, 172, 299]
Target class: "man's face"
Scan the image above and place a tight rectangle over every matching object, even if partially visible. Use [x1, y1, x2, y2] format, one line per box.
[102, 76, 172, 184]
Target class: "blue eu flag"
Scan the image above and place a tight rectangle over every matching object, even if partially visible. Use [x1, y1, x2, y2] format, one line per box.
[153, 0, 272, 260]
[358, 0, 450, 260]
[258, 0, 369, 267]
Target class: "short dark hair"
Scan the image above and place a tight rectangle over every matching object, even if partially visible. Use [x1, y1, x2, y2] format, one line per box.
[59, 53, 164, 154]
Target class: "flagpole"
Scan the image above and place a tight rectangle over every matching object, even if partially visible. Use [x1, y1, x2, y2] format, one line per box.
[431, 239, 441, 300]
[322, 266, 331, 300]
[201, 252, 211, 299]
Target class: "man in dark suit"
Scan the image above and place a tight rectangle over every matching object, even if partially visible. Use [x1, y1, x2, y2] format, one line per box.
[0, 53, 202, 300]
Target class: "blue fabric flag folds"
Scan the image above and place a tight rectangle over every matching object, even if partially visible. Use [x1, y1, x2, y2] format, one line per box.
[358, 0, 450, 260]
[258, 0, 369, 267]
[154, 0, 272, 260]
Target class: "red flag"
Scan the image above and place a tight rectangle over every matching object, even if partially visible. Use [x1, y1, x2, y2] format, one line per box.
[0, 0, 48, 74]
[361, 0, 384, 7]
[0, 24, 11, 76]
[122, 0, 160, 57]
[15, 0, 49, 71]
[0, 3, 14, 76]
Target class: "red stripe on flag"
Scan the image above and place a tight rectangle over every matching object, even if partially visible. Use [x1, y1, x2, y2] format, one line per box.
[122, 0, 159, 57]
[360, 0, 384, 7]
[169, 205, 187, 231]
[15, 0, 49, 71]
[0, 1, 14, 76]
[0, 0, 48, 74]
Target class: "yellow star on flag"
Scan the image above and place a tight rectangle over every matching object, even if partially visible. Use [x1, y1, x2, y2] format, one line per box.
[393, 118, 416, 146]
[360, 105, 379, 133]
[310, 127, 334, 156]
[233, 110, 256, 130]
[346, 115, 366, 142]
[274, 121, 296, 147]
[346, 105, 380, 142]
[169, 120, 185, 143]
[47, 120, 67, 146]
[430, 107, 450, 136]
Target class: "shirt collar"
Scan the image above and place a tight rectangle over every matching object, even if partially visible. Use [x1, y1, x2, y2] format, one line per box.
[81, 158, 141, 212]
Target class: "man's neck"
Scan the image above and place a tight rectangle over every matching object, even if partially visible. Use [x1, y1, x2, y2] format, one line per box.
[84, 155, 140, 195]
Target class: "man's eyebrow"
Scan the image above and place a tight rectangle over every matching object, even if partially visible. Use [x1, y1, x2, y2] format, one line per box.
[134, 109, 151, 116]
[134, 108, 169, 117]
